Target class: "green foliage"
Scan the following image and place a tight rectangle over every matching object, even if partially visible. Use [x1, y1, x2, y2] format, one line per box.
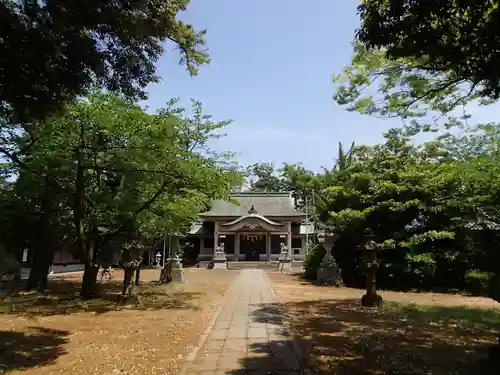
[465, 270, 490, 296]
[303, 244, 326, 281]
[356, 0, 500, 99]
[244, 125, 500, 296]
[246, 163, 286, 192]
[313, 125, 500, 292]
[331, 3, 500, 298]
[245, 151, 355, 213]
[333, 44, 481, 130]
[0, 92, 243, 294]
[0, 0, 209, 121]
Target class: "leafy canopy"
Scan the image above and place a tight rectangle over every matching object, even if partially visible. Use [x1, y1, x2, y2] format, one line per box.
[5, 92, 243, 261]
[0, 0, 209, 121]
[357, 0, 500, 99]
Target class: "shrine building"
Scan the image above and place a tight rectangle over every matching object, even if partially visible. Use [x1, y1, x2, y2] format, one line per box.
[187, 192, 314, 262]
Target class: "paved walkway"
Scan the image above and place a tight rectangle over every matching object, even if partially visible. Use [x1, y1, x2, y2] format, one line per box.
[181, 269, 302, 375]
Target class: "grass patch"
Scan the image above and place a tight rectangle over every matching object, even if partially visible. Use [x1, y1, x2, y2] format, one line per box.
[385, 300, 500, 328]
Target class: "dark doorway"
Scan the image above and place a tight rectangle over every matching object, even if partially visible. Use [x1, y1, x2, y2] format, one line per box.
[240, 235, 265, 261]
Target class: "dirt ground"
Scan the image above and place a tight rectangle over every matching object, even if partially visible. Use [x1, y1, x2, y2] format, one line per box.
[0, 268, 237, 375]
[267, 272, 500, 375]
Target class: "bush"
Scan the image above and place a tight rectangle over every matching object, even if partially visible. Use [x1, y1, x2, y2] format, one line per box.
[465, 269, 490, 296]
[303, 244, 326, 280]
[488, 273, 500, 302]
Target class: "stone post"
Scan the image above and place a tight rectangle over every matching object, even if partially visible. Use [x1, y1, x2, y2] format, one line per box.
[361, 237, 382, 307]
[316, 230, 343, 286]
[168, 237, 184, 283]
[277, 242, 292, 272]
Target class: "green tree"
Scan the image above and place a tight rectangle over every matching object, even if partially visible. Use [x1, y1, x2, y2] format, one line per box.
[333, 44, 482, 131]
[246, 163, 285, 192]
[356, 0, 500, 99]
[0, 0, 209, 121]
[8, 93, 243, 297]
[313, 127, 500, 294]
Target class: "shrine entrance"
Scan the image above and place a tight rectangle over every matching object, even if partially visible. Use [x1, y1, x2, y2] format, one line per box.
[240, 234, 266, 261]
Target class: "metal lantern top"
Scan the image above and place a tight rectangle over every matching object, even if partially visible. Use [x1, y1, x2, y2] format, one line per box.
[316, 229, 327, 244]
[316, 229, 338, 246]
[364, 240, 378, 251]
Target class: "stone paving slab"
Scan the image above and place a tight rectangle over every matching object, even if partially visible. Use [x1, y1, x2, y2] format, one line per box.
[181, 269, 302, 374]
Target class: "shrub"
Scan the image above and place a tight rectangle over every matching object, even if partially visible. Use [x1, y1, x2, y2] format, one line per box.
[465, 269, 490, 296]
[488, 273, 500, 303]
[303, 244, 326, 280]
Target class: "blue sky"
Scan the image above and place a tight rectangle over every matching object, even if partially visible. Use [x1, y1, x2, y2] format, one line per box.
[144, 0, 500, 172]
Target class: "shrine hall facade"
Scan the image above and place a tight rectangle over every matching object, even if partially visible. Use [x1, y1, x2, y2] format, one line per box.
[187, 192, 314, 261]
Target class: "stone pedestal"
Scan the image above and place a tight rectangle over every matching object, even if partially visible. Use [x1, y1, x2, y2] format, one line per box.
[168, 257, 185, 283]
[361, 293, 382, 307]
[361, 259, 381, 307]
[316, 252, 343, 286]
[212, 248, 227, 270]
[277, 249, 292, 272]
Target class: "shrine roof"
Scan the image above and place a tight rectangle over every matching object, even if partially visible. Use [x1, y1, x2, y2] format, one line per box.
[200, 192, 305, 218]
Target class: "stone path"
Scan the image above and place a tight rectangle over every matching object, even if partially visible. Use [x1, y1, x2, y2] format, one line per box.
[181, 269, 302, 375]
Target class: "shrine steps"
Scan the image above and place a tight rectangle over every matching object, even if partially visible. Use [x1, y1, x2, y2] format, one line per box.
[196, 260, 304, 270]
[227, 261, 304, 271]
[227, 261, 277, 270]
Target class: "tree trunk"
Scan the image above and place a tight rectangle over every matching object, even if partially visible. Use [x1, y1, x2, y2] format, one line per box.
[27, 245, 55, 293]
[122, 268, 135, 296]
[36, 249, 54, 293]
[26, 186, 59, 293]
[26, 241, 44, 291]
[26, 252, 43, 291]
[159, 261, 173, 284]
[81, 262, 99, 299]
[134, 268, 141, 285]
[118, 267, 139, 305]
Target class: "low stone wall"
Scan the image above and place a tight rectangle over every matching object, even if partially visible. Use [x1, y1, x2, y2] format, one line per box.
[197, 254, 306, 262]
[50, 263, 85, 274]
[17, 264, 85, 280]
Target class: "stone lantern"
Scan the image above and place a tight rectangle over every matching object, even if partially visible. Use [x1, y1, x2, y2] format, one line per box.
[155, 252, 162, 268]
[360, 230, 382, 307]
[212, 243, 228, 270]
[316, 228, 343, 286]
[168, 238, 185, 283]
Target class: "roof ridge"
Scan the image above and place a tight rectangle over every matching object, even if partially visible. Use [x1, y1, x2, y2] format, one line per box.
[231, 191, 292, 196]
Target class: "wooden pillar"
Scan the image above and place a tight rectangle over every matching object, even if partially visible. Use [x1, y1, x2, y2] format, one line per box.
[214, 222, 219, 256]
[235, 233, 240, 261]
[266, 233, 271, 260]
[287, 222, 292, 256]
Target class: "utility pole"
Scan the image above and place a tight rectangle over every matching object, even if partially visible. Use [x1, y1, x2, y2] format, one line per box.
[311, 189, 316, 245]
[305, 194, 309, 254]
[162, 228, 167, 267]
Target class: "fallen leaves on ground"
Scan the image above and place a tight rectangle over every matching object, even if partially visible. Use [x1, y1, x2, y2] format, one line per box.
[0, 269, 238, 375]
[266, 272, 500, 375]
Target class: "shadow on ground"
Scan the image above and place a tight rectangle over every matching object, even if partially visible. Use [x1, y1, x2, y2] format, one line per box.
[0, 327, 69, 373]
[0, 279, 202, 317]
[224, 299, 500, 375]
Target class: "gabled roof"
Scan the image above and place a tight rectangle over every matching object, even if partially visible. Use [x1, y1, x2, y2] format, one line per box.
[200, 192, 305, 217]
[221, 213, 284, 227]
